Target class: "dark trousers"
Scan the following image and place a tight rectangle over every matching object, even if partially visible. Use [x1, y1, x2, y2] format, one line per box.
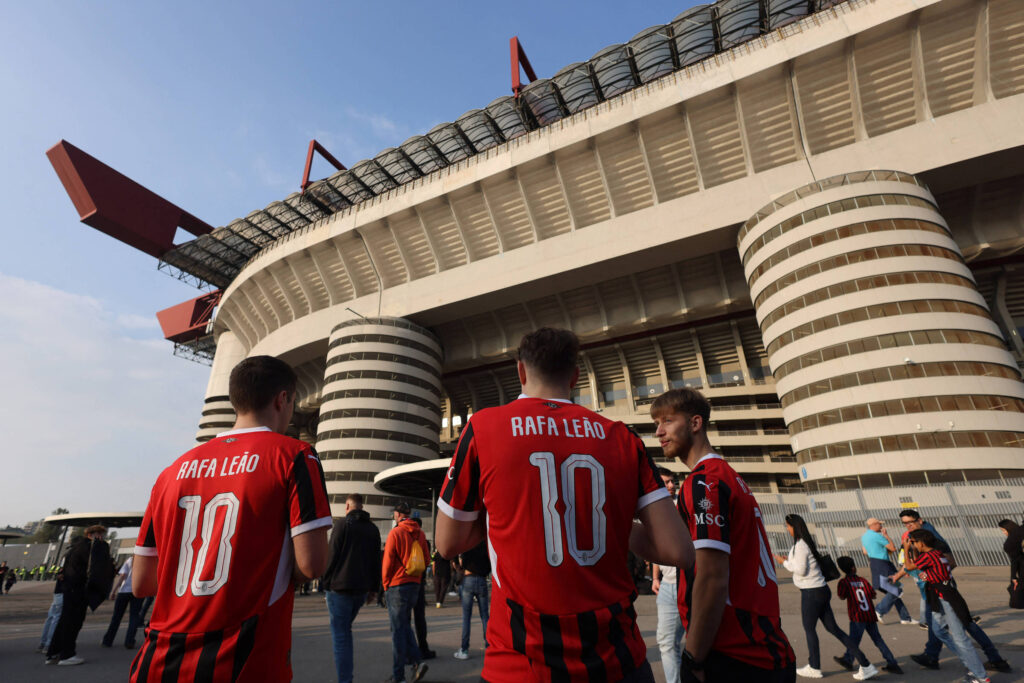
[47, 589, 88, 660]
[848, 622, 897, 666]
[434, 571, 451, 605]
[103, 592, 144, 647]
[484, 659, 655, 683]
[681, 651, 796, 682]
[414, 580, 429, 653]
[800, 586, 866, 669]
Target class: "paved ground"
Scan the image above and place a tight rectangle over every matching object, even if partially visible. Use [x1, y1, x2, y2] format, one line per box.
[1, 567, 1021, 682]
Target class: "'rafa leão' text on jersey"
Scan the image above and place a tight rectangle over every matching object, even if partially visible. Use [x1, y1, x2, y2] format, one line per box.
[131, 426, 331, 682]
[677, 454, 795, 671]
[439, 396, 669, 683]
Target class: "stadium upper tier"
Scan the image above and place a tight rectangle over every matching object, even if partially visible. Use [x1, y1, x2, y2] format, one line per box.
[159, 0, 846, 289]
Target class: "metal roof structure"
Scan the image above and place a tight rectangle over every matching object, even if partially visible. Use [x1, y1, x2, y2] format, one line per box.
[42, 511, 145, 528]
[159, 0, 843, 291]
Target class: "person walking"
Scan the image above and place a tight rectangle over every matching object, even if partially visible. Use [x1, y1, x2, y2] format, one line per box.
[382, 502, 429, 683]
[834, 556, 901, 676]
[101, 555, 144, 649]
[410, 517, 435, 661]
[432, 549, 451, 608]
[37, 572, 65, 653]
[652, 466, 684, 683]
[999, 519, 1024, 608]
[775, 514, 874, 680]
[860, 519, 915, 624]
[453, 540, 490, 660]
[46, 525, 111, 666]
[322, 493, 381, 683]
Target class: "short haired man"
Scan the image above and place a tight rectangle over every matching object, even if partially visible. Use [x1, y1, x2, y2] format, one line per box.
[437, 327, 693, 682]
[652, 388, 795, 682]
[453, 540, 490, 660]
[382, 502, 430, 683]
[651, 467, 685, 683]
[899, 511, 1011, 673]
[46, 525, 111, 666]
[322, 493, 382, 683]
[131, 356, 332, 682]
[860, 518, 915, 624]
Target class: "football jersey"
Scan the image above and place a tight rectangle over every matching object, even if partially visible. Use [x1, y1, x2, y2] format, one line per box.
[836, 576, 877, 623]
[131, 426, 331, 682]
[677, 454, 795, 671]
[439, 396, 668, 683]
[914, 548, 952, 584]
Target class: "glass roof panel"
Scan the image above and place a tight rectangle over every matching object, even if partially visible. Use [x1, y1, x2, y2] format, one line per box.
[767, 0, 812, 29]
[485, 96, 531, 140]
[629, 25, 676, 83]
[590, 44, 638, 98]
[553, 62, 601, 113]
[521, 78, 566, 126]
[672, 5, 716, 67]
[352, 159, 398, 195]
[400, 136, 448, 174]
[456, 109, 504, 152]
[428, 122, 475, 164]
[716, 0, 763, 50]
[330, 170, 375, 204]
[376, 147, 423, 184]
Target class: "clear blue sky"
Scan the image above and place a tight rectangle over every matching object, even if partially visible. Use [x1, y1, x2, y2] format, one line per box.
[0, 0, 698, 526]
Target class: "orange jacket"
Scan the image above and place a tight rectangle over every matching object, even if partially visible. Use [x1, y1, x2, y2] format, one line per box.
[382, 518, 429, 590]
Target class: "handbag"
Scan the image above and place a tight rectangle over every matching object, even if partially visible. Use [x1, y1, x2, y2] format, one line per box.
[814, 551, 841, 582]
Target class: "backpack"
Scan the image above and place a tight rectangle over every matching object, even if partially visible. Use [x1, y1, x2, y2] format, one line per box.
[404, 530, 426, 577]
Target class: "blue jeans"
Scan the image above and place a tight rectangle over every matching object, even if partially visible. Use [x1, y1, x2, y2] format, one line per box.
[102, 592, 144, 647]
[848, 622, 897, 666]
[922, 597, 1002, 663]
[928, 597, 986, 679]
[387, 583, 422, 681]
[327, 591, 365, 683]
[460, 574, 489, 651]
[656, 581, 684, 683]
[869, 558, 911, 620]
[39, 593, 63, 648]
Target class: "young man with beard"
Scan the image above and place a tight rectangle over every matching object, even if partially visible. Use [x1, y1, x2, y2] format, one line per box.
[652, 388, 795, 682]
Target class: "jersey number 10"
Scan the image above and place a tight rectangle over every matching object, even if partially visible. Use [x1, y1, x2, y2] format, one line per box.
[175, 493, 240, 597]
[529, 452, 607, 567]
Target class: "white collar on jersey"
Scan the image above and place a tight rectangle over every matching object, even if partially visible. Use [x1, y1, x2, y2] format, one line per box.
[695, 453, 723, 467]
[517, 393, 572, 403]
[216, 426, 273, 438]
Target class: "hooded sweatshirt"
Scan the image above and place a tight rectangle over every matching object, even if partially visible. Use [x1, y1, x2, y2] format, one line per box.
[322, 509, 382, 593]
[382, 517, 429, 590]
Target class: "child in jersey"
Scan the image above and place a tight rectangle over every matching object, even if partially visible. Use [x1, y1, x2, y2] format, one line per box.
[834, 556, 901, 676]
[890, 530, 989, 683]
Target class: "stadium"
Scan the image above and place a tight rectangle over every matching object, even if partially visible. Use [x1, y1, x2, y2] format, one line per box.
[49, 0, 1024, 562]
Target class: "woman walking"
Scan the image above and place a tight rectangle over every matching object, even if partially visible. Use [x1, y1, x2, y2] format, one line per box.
[775, 514, 876, 680]
[998, 519, 1024, 608]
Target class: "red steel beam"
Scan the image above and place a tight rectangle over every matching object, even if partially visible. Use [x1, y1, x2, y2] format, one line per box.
[46, 140, 214, 258]
[510, 36, 538, 98]
[156, 290, 222, 343]
[300, 139, 346, 192]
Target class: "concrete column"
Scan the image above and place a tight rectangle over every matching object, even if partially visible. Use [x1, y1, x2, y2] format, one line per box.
[738, 170, 1024, 490]
[316, 317, 442, 522]
[195, 330, 246, 443]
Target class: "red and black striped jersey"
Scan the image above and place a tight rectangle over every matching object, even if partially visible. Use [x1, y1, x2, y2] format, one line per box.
[677, 454, 795, 671]
[836, 576, 877, 623]
[439, 396, 668, 683]
[914, 548, 951, 584]
[131, 426, 331, 682]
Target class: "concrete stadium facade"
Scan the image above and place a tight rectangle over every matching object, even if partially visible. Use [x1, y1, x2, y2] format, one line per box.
[186, 0, 1024, 539]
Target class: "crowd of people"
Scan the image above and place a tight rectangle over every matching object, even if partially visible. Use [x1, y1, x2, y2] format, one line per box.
[22, 329, 1021, 681]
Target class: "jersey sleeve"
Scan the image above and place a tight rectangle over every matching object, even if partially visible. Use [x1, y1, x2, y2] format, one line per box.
[836, 577, 849, 600]
[437, 419, 482, 521]
[632, 430, 669, 512]
[288, 445, 333, 537]
[686, 471, 732, 553]
[134, 488, 159, 558]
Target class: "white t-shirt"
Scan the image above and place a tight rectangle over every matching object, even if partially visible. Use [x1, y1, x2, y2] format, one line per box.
[117, 556, 134, 594]
[657, 564, 677, 583]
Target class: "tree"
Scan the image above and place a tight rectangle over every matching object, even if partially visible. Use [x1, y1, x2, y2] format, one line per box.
[29, 508, 70, 544]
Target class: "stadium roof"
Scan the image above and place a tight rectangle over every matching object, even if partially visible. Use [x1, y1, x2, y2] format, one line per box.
[43, 512, 145, 529]
[158, 0, 844, 290]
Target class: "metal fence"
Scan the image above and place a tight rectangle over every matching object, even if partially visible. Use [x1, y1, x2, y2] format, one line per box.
[759, 477, 1024, 567]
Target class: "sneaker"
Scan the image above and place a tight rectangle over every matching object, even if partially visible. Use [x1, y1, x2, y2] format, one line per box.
[882, 663, 903, 675]
[900, 618, 919, 625]
[435, 602, 442, 608]
[918, 621, 929, 630]
[985, 660, 1012, 673]
[454, 649, 469, 660]
[833, 656, 855, 671]
[447, 591, 457, 596]
[853, 664, 879, 680]
[964, 676, 991, 683]
[797, 665, 823, 679]
[411, 662, 428, 682]
[911, 654, 940, 670]
[45, 656, 58, 665]
[58, 656, 85, 666]
[875, 611, 885, 623]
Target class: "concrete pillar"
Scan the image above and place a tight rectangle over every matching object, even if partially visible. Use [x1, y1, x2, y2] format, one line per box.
[316, 317, 443, 523]
[195, 330, 246, 443]
[738, 170, 1024, 490]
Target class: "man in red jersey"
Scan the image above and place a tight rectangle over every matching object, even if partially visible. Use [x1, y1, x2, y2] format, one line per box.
[436, 327, 693, 683]
[651, 388, 795, 683]
[130, 356, 331, 682]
